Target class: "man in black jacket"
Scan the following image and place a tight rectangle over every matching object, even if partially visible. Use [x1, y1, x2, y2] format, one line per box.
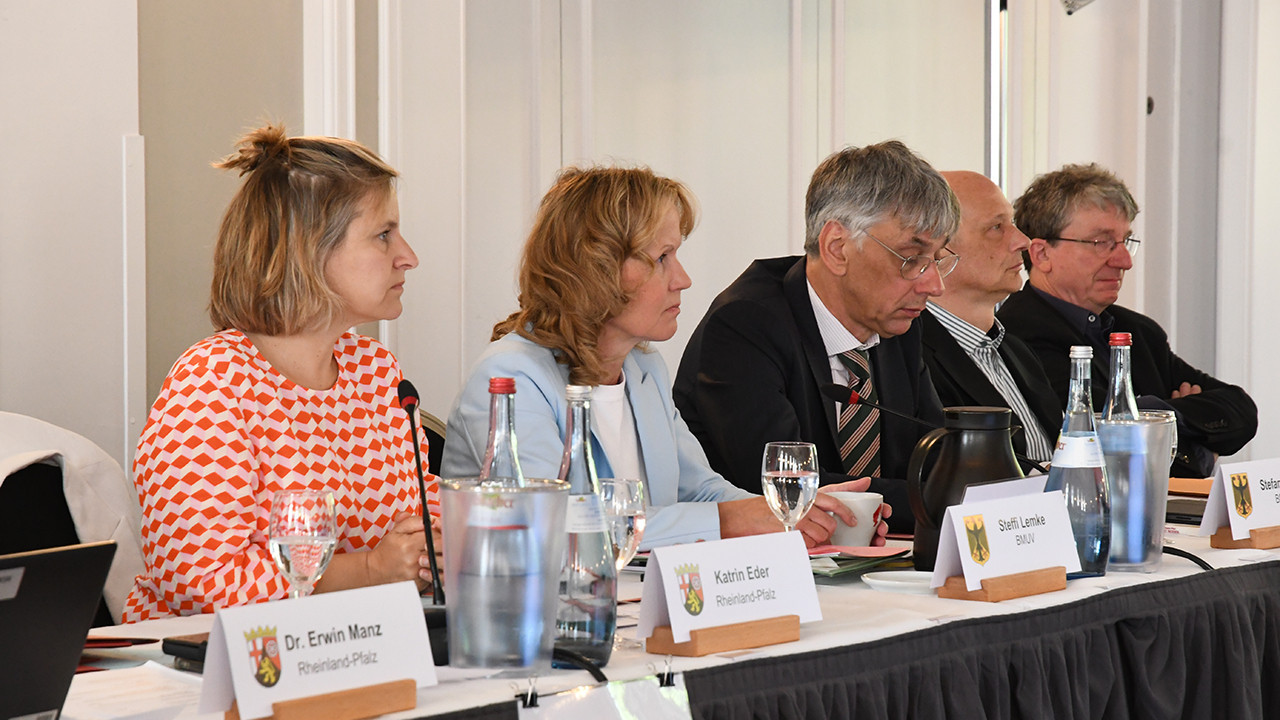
[675, 141, 957, 533]
[997, 163, 1257, 477]
[922, 171, 1062, 469]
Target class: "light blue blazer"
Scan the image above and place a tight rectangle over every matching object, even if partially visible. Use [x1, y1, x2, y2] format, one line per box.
[442, 334, 754, 549]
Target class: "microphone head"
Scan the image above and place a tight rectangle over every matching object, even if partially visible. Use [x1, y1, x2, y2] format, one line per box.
[397, 379, 420, 412]
[820, 383, 859, 406]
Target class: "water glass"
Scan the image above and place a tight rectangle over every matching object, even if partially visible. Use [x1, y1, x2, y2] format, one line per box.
[600, 478, 647, 572]
[761, 442, 820, 533]
[268, 489, 338, 599]
[1097, 411, 1176, 572]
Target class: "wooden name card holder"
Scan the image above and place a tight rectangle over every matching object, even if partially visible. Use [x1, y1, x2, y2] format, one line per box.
[936, 566, 1067, 603]
[645, 615, 800, 657]
[1209, 525, 1280, 550]
[225, 678, 416, 720]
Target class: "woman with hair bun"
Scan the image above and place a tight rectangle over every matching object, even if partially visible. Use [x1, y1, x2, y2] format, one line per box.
[442, 166, 877, 550]
[124, 125, 437, 621]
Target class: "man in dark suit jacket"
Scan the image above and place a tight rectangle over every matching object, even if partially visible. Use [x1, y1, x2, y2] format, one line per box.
[997, 163, 1257, 477]
[922, 171, 1062, 468]
[675, 141, 956, 533]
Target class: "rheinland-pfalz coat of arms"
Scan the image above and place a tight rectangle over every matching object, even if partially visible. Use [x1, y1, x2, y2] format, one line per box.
[1231, 472, 1253, 518]
[245, 626, 282, 687]
[964, 514, 991, 565]
[675, 563, 704, 616]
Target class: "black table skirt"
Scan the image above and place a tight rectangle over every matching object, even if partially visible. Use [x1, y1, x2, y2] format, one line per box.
[430, 562, 1280, 719]
[685, 562, 1280, 719]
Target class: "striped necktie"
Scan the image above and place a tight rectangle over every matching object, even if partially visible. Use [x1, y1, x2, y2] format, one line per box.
[836, 349, 881, 477]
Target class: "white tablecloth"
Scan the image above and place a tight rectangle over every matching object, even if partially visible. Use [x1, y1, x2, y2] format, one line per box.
[67, 528, 1274, 719]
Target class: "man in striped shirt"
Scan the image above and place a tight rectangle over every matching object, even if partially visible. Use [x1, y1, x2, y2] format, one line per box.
[921, 171, 1062, 467]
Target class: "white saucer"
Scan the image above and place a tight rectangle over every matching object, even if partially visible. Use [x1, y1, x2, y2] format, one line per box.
[861, 570, 935, 595]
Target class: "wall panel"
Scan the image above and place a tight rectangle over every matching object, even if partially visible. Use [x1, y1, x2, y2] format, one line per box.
[589, 0, 795, 373]
[0, 0, 140, 463]
[842, 1, 987, 174]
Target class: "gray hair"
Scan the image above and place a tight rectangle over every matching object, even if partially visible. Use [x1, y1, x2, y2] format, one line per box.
[803, 140, 959, 255]
[1013, 163, 1139, 243]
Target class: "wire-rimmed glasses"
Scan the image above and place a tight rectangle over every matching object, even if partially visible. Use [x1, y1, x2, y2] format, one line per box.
[863, 230, 961, 280]
[1046, 234, 1141, 258]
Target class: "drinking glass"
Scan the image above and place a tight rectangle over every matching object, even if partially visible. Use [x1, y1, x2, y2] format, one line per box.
[1097, 410, 1178, 465]
[600, 478, 646, 651]
[761, 442, 820, 533]
[268, 489, 338, 599]
[1144, 410, 1178, 465]
[600, 478, 647, 572]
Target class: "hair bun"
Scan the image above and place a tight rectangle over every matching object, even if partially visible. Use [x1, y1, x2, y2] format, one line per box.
[214, 123, 291, 175]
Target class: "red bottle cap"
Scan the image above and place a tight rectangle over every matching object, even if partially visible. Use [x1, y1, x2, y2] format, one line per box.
[1109, 332, 1133, 346]
[488, 377, 516, 394]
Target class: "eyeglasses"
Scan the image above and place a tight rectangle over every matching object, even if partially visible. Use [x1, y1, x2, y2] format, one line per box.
[863, 231, 961, 280]
[1045, 234, 1141, 257]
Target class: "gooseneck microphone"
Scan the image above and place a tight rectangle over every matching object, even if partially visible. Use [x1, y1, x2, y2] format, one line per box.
[819, 383, 1049, 475]
[820, 383, 936, 429]
[397, 379, 445, 606]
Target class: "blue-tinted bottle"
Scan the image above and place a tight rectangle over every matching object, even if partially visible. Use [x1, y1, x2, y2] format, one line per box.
[1045, 345, 1111, 576]
[552, 385, 617, 667]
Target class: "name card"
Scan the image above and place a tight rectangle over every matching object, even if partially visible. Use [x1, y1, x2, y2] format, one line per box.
[637, 532, 820, 644]
[931, 491, 1080, 591]
[1199, 458, 1280, 539]
[199, 581, 436, 720]
[961, 474, 1047, 503]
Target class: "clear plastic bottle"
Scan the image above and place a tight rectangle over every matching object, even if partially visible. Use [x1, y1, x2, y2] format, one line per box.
[479, 377, 525, 488]
[552, 385, 617, 667]
[1045, 346, 1111, 576]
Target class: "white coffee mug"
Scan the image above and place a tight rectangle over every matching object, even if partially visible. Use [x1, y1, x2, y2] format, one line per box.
[826, 491, 883, 547]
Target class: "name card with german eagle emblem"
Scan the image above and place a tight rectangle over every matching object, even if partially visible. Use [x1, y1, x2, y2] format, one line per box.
[932, 490, 1080, 592]
[1201, 459, 1280, 546]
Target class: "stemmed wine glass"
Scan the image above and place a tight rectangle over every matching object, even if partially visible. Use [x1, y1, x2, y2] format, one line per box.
[268, 489, 338, 599]
[600, 478, 647, 572]
[761, 442, 820, 533]
[600, 478, 647, 651]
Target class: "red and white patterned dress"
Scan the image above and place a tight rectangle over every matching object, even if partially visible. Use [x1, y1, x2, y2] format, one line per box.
[123, 330, 440, 622]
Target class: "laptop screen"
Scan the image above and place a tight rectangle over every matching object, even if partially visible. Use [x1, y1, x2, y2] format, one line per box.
[0, 541, 116, 720]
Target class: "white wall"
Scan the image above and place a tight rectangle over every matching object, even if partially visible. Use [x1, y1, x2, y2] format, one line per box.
[0, 0, 142, 465]
[1247, 0, 1280, 462]
[841, 1, 987, 174]
[139, 0, 305, 409]
[1217, 0, 1276, 462]
[1143, 1, 1221, 371]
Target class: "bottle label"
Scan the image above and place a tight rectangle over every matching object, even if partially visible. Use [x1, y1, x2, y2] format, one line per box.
[564, 493, 608, 533]
[467, 492, 528, 529]
[1051, 434, 1106, 468]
